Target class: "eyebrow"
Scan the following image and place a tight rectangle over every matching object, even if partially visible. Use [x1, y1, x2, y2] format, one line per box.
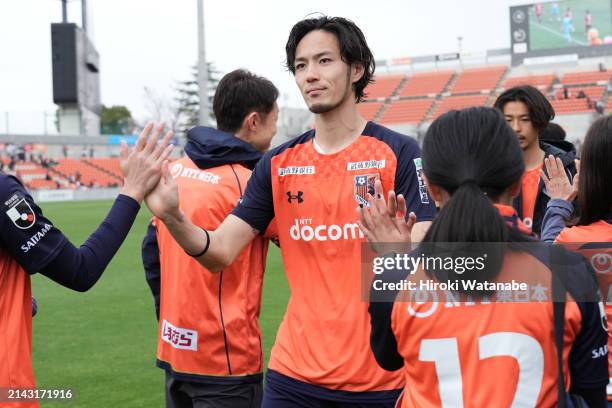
[295, 51, 334, 62]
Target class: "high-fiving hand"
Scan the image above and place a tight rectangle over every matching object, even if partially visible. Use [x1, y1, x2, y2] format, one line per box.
[356, 179, 416, 254]
[540, 155, 580, 202]
[119, 123, 174, 203]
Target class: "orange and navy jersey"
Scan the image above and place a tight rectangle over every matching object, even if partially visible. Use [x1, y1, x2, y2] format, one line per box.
[232, 122, 436, 392]
[520, 164, 543, 231]
[555, 216, 612, 399]
[155, 156, 270, 383]
[369, 221, 608, 406]
[0, 173, 69, 407]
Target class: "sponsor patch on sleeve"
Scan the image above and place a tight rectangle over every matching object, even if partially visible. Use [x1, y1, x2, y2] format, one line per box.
[413, 158, 430, 204]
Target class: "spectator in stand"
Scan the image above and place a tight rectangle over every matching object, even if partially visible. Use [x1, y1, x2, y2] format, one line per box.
[81, 146, 88, 158]
[89, 146, 94, 158]
[62, 145, 68, 158]
[576, 90, 586, 99]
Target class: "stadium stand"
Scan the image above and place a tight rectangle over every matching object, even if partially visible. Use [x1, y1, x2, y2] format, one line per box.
[560, 70, 612, 86]
[502, 74, 555, 91]
[53, 158, 122, 187]
[363, 75, 405, 99]
[398, 71, 454, 98]
[379, 99, 435, 124]
[85, 157, 122, 179]
[448, 66, 507, 94]
[356, 102, 384, 121]
[431, 94, 490, 120]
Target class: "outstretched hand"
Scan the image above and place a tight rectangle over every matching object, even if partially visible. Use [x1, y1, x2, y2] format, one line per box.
[540, 155, 579, 202]
[356, 179, 416, 254]
[145, 160, 180, 223]
[120, 123, 174, 203]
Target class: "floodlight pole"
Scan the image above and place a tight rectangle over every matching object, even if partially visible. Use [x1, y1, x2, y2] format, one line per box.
[61, 0, 68, 22]
[82, 0, 87, 33]
[197, 0, 209, 126]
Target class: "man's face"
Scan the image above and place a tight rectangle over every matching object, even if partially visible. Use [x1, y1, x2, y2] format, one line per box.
[293, 30, 354, 114]
[251, 103, 279, 152]
[502, 101, 539, 151]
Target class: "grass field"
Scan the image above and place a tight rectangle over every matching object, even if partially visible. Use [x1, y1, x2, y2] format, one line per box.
[529, 0, 612, 50]
[31, 200, 289, 407]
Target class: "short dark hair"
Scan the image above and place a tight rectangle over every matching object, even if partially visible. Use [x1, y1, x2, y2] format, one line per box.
[577, 116, 612, 226]
[494, 85, 555, 133]
[285, 16, 375, 103]
[540, 122, 566, 142]
[213, 69, 279, 134]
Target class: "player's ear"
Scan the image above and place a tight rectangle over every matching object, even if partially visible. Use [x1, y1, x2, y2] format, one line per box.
[242, 111, 258, 133]
[351, 63, 365, 84]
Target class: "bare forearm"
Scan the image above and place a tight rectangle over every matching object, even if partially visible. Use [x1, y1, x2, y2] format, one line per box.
[161, 211, 229, 271]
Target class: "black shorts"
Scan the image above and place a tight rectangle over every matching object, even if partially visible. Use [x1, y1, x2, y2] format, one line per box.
[262, 369, 401, 408]
[165, 372, 262, 408]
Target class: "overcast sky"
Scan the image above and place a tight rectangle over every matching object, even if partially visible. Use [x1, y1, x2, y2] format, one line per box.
[0, 0, 530, 133]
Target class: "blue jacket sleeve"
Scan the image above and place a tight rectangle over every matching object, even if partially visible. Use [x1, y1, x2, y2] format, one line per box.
[142, 221, 161, 320]
[39, 194, 141, 292]
[540, 199, 573, 242]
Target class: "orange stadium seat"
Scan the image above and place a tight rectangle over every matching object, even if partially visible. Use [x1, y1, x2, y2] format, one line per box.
[364, 75, 405, 99]
[554, 86, 605, 100]
[356, 102, 384, 121]
[549, 99, 592, 114]
[379, 99, 434, 124]
[54, 158, 121, 187]
[502, 74, 556, 90]
[560, 70, 612, 86]
[431, 94, 490, 120]
[398, 71, 454, 98]
[85, 158, 122, 178]
[450, 66, 507, 94]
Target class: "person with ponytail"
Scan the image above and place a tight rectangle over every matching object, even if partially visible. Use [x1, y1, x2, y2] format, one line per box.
[359, 107, 608, 407]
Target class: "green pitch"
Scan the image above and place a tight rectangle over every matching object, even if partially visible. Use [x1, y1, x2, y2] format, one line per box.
[528, 0, 611, 50]
[31, 200, 289, 407]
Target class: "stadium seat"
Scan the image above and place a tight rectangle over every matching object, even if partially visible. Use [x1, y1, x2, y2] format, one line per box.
[449, 66, 508, 94]
[502, 74, 556, 90]
[560, 70, 612, 86]
[85, 158, 122, 179]
[549, 99, 592, 114]
[379, 99, 434, 124]
[53, 158, 122, 187]
[398, 71, 454, 98]
[364, 75, 405, 99]
[356, 102, 384, 121]
[554, 86, 605, 100]
[431, 94, 490, 120]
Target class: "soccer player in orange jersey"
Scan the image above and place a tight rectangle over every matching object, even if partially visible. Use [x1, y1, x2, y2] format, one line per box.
[142, 69, 279, 408]
[361, 107, 607, 407]
[144, 15, 436, 408]
[494, 85, 577, 235]
[0, 125, 173, 408]
[541, 116, 612, 402]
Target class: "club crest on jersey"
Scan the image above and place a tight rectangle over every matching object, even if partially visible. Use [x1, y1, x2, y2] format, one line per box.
[354, 174, 379, 207]
[5, 198, 35, 229]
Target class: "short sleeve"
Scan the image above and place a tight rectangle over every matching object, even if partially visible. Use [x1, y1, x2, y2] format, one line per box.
[231, 152, 275, 233]
[0, 174, 67, 273]
[394, 142, 437, 222]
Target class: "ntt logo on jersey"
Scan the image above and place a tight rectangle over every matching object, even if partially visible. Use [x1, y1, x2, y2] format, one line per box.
[289, 218, 364, 241]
